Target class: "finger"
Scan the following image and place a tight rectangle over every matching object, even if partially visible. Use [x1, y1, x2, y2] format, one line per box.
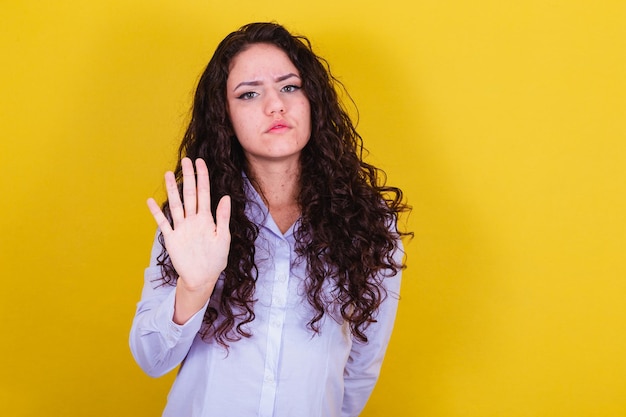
[215, 195, 231, 240]
[181, 157, 197, 217]
[147, 198, 173, 234]
[195, 158, 212, 216]
[165, 170, 184, 225]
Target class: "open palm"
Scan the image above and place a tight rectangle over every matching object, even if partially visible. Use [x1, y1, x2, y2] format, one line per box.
[147, 157, 231, 291]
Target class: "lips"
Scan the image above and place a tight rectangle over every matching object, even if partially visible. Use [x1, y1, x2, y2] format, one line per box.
[267, 120, 289, 132]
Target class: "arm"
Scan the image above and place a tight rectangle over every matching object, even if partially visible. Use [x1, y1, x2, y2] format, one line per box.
[341, 243, 404, 417]
[129, 233, 209, 377]
[129, 158, 231, 377]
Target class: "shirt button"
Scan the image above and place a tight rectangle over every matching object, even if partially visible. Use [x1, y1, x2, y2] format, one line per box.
[271, 319, 282, 328]
[277, 273, 287, 282]
[264, 374, 275, 383]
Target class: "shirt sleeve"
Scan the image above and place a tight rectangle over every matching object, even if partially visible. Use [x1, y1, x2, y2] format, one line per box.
[341, 241, 404, 417]
[129, 231, 208, 377]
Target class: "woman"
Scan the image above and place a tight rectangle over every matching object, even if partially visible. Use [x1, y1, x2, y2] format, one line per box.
[130, 22, 410, 417]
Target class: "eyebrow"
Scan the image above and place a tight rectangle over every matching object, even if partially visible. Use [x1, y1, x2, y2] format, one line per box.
[232, 73, 301, 92]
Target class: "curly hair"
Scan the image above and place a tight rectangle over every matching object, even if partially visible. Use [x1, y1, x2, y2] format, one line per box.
[157, 22, 411, 347]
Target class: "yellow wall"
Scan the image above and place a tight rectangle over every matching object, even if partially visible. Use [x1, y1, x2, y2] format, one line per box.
[2, 1, 625, 416]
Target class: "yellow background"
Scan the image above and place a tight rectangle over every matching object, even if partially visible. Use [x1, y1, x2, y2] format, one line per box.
[1, 1, 625, 416]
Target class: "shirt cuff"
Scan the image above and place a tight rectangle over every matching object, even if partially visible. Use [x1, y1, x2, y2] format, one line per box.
[152, 289, 208, 349]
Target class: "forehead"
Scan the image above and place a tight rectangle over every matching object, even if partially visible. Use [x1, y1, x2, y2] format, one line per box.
[227, 43, 299, 82]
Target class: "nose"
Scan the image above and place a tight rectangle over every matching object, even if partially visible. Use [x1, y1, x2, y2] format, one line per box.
[264, 90, 285, 115]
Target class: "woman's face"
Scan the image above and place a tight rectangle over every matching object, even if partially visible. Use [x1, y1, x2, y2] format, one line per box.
[226, 43, 311, 169]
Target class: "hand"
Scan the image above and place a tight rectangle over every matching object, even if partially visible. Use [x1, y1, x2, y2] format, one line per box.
[147, 157, 231, 294]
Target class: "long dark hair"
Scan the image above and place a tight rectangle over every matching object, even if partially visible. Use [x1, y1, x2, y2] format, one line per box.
[157, 22, 411, 347]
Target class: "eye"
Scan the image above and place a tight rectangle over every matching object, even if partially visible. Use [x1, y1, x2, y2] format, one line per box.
[281, 85, 301, 93]
[236, 91, 259, 100]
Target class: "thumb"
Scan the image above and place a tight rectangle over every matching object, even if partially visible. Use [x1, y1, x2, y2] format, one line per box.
[215, 195, 231, 238]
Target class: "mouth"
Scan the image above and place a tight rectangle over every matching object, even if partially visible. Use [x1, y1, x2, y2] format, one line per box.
[268, 121, 289, 132]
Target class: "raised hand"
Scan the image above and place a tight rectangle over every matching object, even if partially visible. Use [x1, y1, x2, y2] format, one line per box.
[147, 157, 231, 323]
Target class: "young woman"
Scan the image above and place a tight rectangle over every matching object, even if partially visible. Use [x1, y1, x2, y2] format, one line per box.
[130, 22, 410, 417]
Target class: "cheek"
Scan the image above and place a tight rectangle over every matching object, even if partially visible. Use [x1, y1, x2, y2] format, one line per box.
[228, 107, 250, 135]
[231, 112, 264, 143]
[299, 98, 312, 122]
[303, 102, 312, 132]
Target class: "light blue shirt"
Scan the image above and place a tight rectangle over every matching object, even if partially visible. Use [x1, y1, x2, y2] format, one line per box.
[130, 178, 402, 417]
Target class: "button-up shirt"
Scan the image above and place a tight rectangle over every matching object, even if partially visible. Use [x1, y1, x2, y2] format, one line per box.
[130, 177, 402, 417]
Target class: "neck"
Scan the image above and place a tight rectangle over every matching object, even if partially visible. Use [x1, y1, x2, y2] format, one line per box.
[246, 159, 301, 234]
[247, 159, 300, 200]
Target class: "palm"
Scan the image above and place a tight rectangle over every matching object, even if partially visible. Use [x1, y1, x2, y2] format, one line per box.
[147, 158, 231, 290]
